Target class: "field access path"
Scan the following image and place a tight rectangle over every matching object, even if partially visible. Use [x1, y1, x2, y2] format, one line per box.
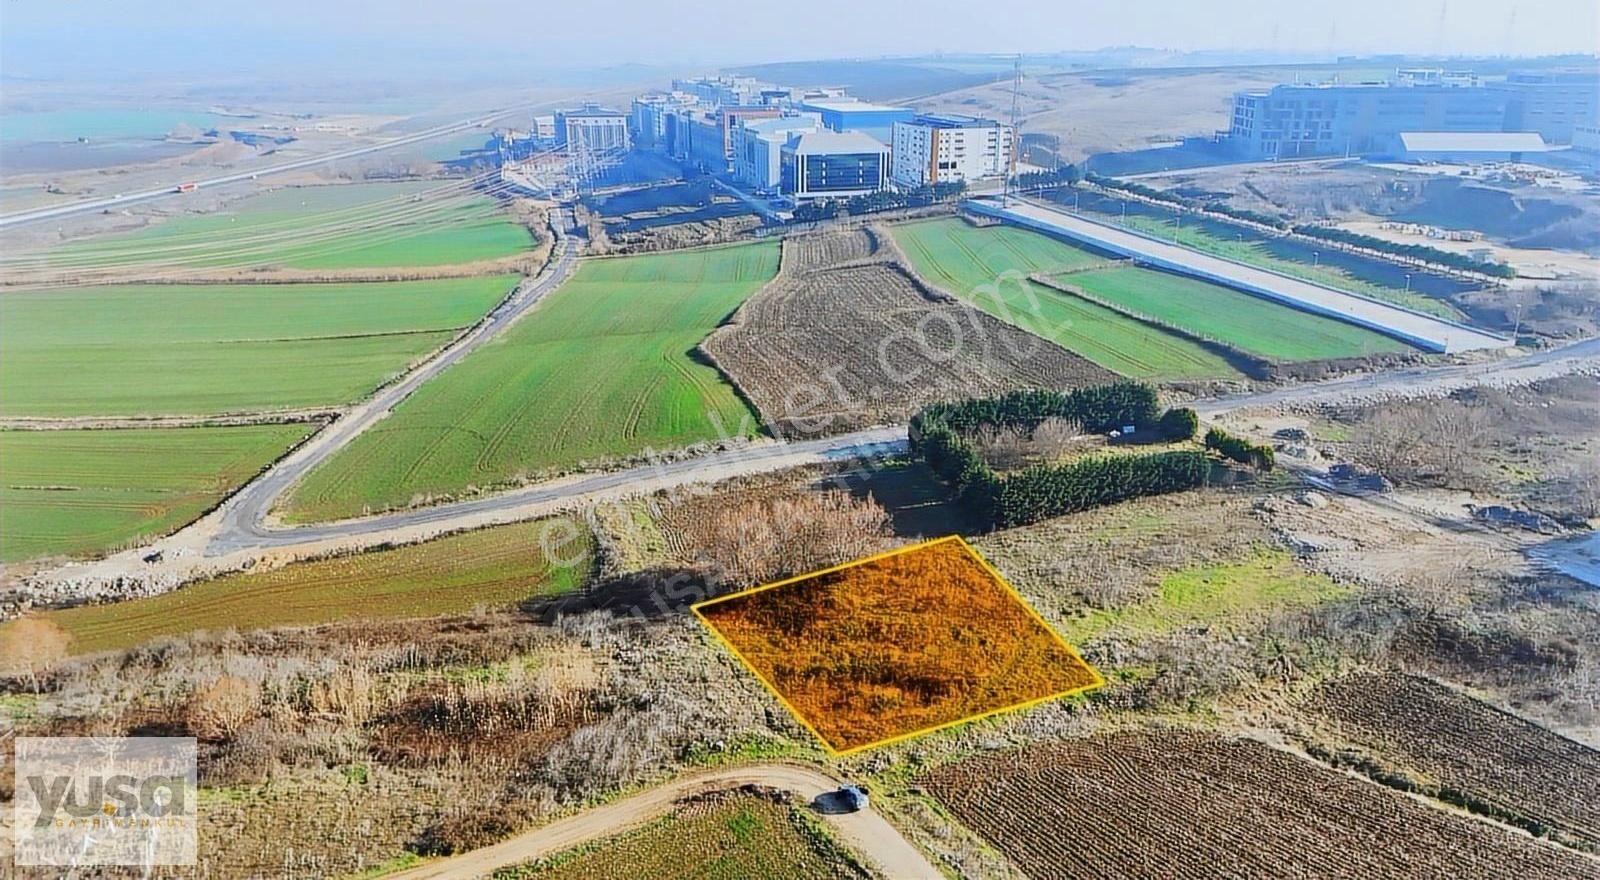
[385, 763, 940, 880]
[208, 208, 581, 545]
[28, 334, 1598, 603]
[968, 196, 1509, 354]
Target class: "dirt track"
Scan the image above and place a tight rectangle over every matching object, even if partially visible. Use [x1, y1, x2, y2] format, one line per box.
[386, 763, 940, 880]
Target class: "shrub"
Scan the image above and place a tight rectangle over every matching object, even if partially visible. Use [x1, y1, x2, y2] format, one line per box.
[1158, 407, 1200, 441]
[1204, 427, 1275, 471]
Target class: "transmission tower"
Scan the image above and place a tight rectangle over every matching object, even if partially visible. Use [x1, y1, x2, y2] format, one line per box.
[1004, 54, 1022, 205]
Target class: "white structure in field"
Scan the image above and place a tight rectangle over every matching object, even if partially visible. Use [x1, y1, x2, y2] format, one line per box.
[891, 114, 1015, 187]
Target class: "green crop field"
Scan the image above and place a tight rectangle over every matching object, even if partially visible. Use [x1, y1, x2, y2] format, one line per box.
[0, 425, 310, 563]
[1068, 193, 1471, 320]
[284, 243, 780, 522]
[46, 181, 533, 271]
[491, 792, 867, 880]
[891, 219, 1240, 379]
[32, 518, 592, 655]
[0, 277, 516, 416]
[1062, 266, 1412, 360]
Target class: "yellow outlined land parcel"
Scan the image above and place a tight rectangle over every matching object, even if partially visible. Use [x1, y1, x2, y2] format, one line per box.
[692, 535, 1104, 754]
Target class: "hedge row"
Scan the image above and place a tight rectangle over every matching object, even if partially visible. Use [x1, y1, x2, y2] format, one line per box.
[987, 449, 1211, 528]
[1204, 426, 1276, 470]
[911, 384, 1210, 528]
[911, 382, 1161, 439]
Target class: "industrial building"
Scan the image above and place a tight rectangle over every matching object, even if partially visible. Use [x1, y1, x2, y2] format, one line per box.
[799, 98, 914, 146]
[1491, 70, 1600, 144]
[1225, 81, 1507, 159]
[732, 112, 824, 192]
[780, 130, 890, 202]
[555, 105, 630, 154]
[1396, 131, 1556, 163]
[890, 114, 1015, 186]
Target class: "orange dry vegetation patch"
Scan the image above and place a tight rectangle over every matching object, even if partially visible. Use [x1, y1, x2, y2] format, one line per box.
[694, 536, 1102, 753]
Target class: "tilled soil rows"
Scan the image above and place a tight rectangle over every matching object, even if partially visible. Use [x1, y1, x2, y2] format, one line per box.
[921, 730, 1596, 879]
[703, 230, 1113, 438]
[1305, 672, 1600, 849]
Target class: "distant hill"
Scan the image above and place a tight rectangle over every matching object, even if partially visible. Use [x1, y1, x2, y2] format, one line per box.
[723, 60, 998, 102]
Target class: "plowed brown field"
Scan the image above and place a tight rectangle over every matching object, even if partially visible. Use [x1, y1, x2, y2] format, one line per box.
[1307, 672, 1600, 849]
[701, 231, 1112, 438]
[922, 731, 1596, 879]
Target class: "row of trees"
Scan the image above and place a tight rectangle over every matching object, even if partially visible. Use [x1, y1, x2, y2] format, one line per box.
[911, 383, 1208, 529]
[1081, 172, 1513, 279]
[912, 382, 1164, 438]
[791, 181, 966, 223]
[1294, 224, 1517, 279]
[1012, 164, 1082, 191]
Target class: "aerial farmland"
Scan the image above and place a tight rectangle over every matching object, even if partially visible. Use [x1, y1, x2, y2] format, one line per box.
[3, 19, 1599, 880]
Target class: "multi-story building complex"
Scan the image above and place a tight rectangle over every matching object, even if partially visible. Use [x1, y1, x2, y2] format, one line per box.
[1491, 69, 1600, 144]
[555, 105, 630, 154]
[531, 115, 557, 143]
[798, 98, 914, 146]
[630, 92, 698, 148]
[1225, 82, 1506, 159]
[890, 114, 1014, 187]
[732, 112, 824, 191]
[670, 75, 770, 109]
[780, 130, 890, 202]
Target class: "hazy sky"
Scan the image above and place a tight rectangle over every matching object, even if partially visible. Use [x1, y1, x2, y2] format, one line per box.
[3, 0, 1596, 80]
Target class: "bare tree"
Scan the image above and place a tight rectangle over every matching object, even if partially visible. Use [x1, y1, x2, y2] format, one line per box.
[186, 675, 262, 741]
[693, 491, 892, 590]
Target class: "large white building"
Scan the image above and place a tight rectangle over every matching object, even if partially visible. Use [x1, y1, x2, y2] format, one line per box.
[890, 114, 1015, 187]
[732, 112, 824, 192]
[780, 130, 890, 202]
[555, 105, 630, 154]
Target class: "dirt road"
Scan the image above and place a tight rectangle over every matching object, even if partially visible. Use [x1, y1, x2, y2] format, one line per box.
[386, 764, 941, 880]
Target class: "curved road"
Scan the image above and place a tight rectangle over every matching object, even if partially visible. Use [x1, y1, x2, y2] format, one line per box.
[210, 333, 1597, 555]
[205, 208, 580, 552]
[386, 763, 940, 880]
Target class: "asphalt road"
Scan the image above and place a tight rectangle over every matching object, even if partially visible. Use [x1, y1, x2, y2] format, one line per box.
[206, 209, 581, 551]
[0, 110, 530, 229]
[202, 335, 1600, 557]
[970, 196, 1510, 353]
[385, 763, 941, 880]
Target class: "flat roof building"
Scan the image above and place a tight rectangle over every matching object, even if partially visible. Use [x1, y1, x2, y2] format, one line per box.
[1225, 82, 1506, 160]
[555, 105, 630, 154]
[799, 98, 913, 146]
[1491, 69, 1600, 144]
[1397, 131, 1556, 163]
[733, 112, 823, 192]
[781, 129, 890, 202]
[891, 113, 1015, 187]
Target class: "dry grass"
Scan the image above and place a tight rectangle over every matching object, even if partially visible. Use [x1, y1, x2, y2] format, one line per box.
[695, 537, 1101, 753]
